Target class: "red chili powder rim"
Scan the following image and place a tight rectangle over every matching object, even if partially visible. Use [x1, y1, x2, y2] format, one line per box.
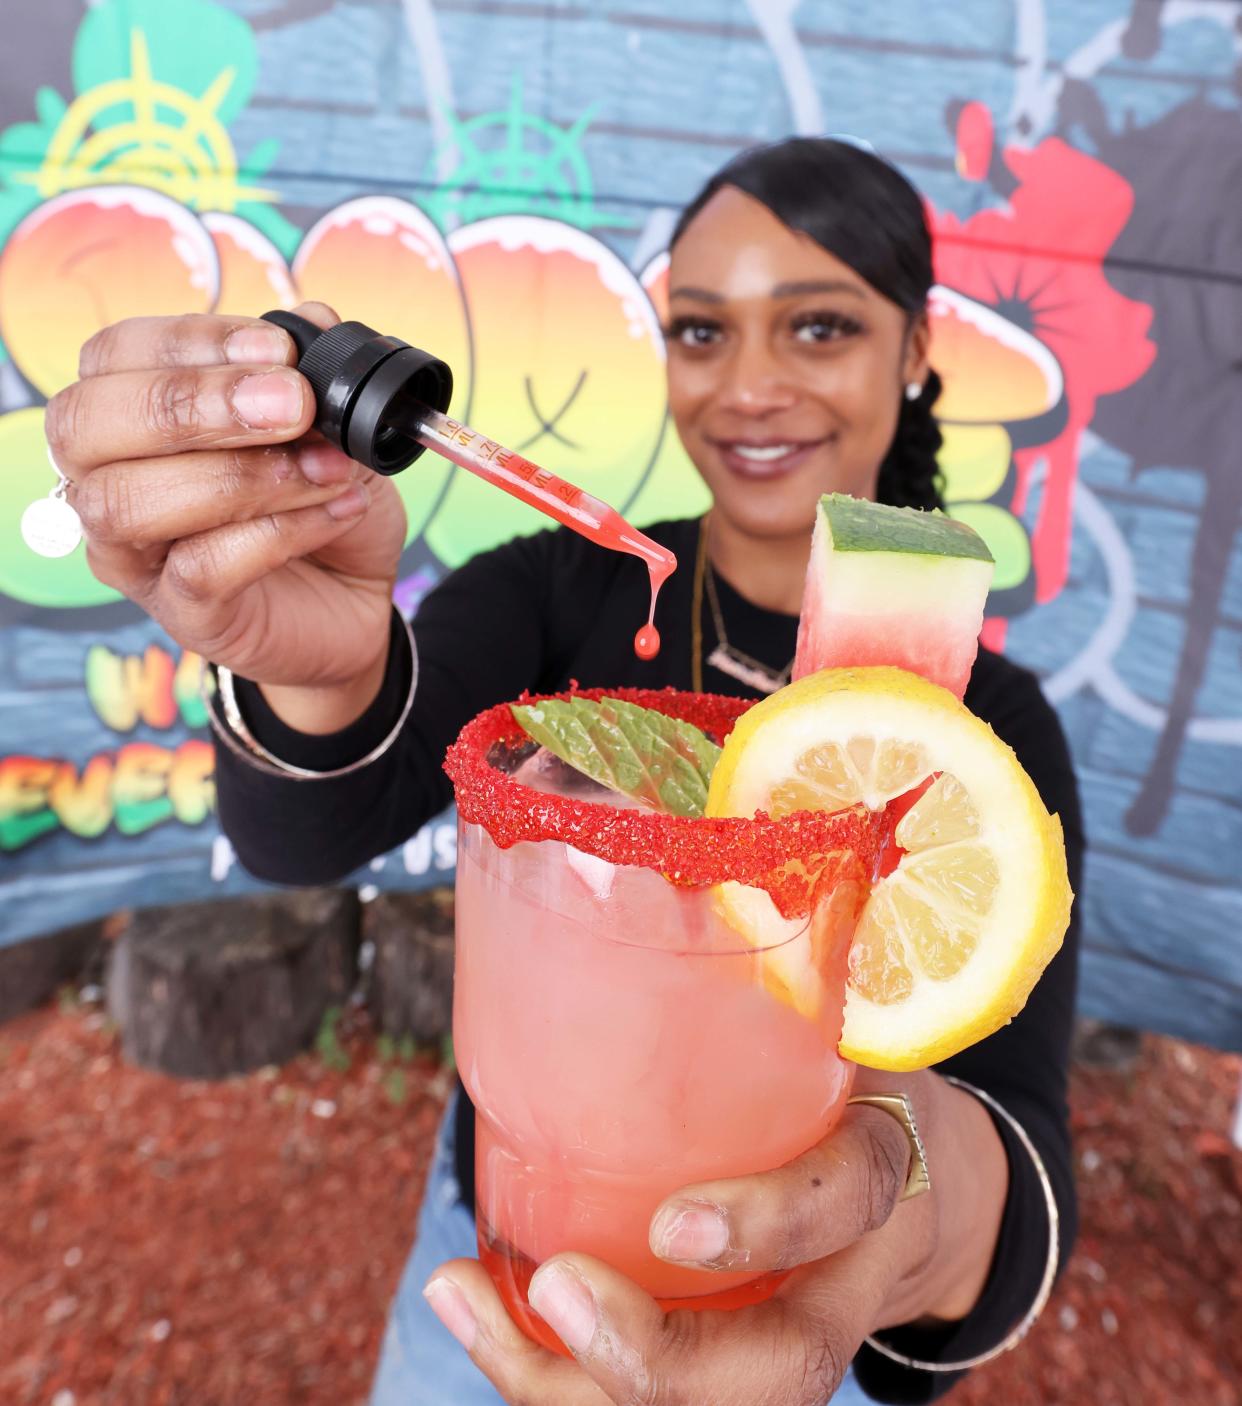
[443, 686, 881, 919]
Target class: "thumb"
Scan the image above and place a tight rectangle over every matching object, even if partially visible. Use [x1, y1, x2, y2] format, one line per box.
[290, 300, 341, 331]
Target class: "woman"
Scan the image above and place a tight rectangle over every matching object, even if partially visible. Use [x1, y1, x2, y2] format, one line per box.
[54, 138, 1082, 1405]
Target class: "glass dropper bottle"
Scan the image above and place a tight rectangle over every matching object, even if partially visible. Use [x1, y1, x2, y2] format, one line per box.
[263, 311, 674, 660]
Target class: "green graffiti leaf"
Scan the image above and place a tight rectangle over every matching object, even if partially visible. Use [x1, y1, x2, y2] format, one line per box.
[423, 224, 666, 568]
[74, 0, 258, 127]
[241, 136, 281, 178]
[235, 200, 303, 262]
[0, 119, 56, 242]
[0, 103, 60, 239]
[0, 117, 56, 169]
[35, 87, 68, 129]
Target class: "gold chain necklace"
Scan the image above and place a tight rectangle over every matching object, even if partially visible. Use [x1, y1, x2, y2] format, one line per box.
[691, 515, 796, 695]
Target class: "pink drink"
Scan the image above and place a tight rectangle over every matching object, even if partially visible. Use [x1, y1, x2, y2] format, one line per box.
[449, 733, 859, 1353]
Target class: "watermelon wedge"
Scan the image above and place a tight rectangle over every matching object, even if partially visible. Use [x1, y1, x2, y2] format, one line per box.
[794, 494, 994, 700]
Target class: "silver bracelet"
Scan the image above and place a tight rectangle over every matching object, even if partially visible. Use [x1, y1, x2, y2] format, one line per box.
[201, 608, 418, 781]
[863, 1075, 1060, 1374]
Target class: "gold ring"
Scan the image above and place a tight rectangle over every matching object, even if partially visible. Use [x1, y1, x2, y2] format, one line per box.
[846, 1092, 932, 1200]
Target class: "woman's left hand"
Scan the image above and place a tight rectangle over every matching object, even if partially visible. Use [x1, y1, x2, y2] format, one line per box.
[422, 1067, 1009, 1405]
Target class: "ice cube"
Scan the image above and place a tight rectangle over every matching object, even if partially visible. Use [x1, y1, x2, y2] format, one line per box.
[510, 747, 611, 798]
[510, 747, 651, 809]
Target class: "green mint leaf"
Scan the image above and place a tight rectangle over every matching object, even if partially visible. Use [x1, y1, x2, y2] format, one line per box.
[510, 697, 721, 817]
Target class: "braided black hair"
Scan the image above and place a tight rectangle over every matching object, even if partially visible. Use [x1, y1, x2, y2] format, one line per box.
[670, 137, 944, 511]
[877, 369, 944, 510]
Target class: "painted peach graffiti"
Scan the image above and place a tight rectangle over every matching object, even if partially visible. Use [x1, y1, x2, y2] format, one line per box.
[0, 187, 479, 608]
[0, 185, 219, 397]
[293, 196, 473, 544]
[203, 212, 297, 317]
[0, 184, 676, 605]
[428, 216, 668, 565]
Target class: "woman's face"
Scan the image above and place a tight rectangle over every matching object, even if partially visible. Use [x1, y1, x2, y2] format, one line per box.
[665, 186, 929, 542]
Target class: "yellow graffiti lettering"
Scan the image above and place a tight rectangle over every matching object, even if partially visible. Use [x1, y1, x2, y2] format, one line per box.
[48, 754, 114, 838]
[168, 740, 216, 825]
[0, 741, 217, 850]
[0, 757, 60, 849]
[86, 643, 178, 731]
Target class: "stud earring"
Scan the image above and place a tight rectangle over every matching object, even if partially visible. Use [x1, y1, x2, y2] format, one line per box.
[905, 381, 923, 401]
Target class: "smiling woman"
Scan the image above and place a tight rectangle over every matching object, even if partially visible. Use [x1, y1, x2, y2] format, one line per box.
[59, 136, 1081, 1406]
[663, 140, 944, 620]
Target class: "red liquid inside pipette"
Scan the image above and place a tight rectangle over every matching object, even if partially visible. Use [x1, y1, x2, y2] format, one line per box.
[420, 411, 676, 659]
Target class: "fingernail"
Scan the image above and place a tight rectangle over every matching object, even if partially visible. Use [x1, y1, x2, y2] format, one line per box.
[650, 1201, 730, 1264]
[423, 1278, 477, 1352]
[300, 443, 353, 485]
[232, 370, 305, 429]
[528, 1263, 596, 1354]
[326, 481, 369, 519]
[224, 327, 292, 365]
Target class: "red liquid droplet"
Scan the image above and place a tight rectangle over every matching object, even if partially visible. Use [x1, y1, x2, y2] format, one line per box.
[634, 623, 660, 660]
[632, 554, 674, 660]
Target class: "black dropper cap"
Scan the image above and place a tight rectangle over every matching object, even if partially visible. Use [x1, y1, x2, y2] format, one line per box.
[262, 310, 453, 475]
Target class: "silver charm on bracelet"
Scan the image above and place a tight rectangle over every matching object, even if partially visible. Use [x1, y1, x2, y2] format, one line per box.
[22, 450, 82, 559]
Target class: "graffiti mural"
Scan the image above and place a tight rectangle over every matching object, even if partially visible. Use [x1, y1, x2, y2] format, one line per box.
[1, 0, 1239, 1048]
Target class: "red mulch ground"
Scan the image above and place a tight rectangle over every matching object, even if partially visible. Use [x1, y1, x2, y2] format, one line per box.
[2, 1001, 1239, 1406]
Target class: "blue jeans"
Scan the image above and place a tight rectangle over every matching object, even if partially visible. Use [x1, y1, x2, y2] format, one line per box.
[370, 1094, 875, 1405]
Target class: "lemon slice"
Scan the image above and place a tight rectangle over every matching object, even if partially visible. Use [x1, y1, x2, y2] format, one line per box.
[706, 666, 1073, 1071]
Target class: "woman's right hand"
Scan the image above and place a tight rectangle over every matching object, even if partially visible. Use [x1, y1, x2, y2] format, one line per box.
[50, 304, 410, 729]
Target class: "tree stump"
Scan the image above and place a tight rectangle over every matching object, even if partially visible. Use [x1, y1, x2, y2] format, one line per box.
[363, 887, 455, 1044]
[106, 889, 360, 1078]
[0, 919, 105, 1026]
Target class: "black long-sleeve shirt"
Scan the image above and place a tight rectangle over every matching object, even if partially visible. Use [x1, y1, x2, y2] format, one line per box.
[214, 516, 1082, 1404]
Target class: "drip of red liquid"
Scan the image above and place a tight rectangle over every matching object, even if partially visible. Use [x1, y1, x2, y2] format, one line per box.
[633, 623, 661, 660]
[633, 553, 674, 660]
[421, 411, 677, 658]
